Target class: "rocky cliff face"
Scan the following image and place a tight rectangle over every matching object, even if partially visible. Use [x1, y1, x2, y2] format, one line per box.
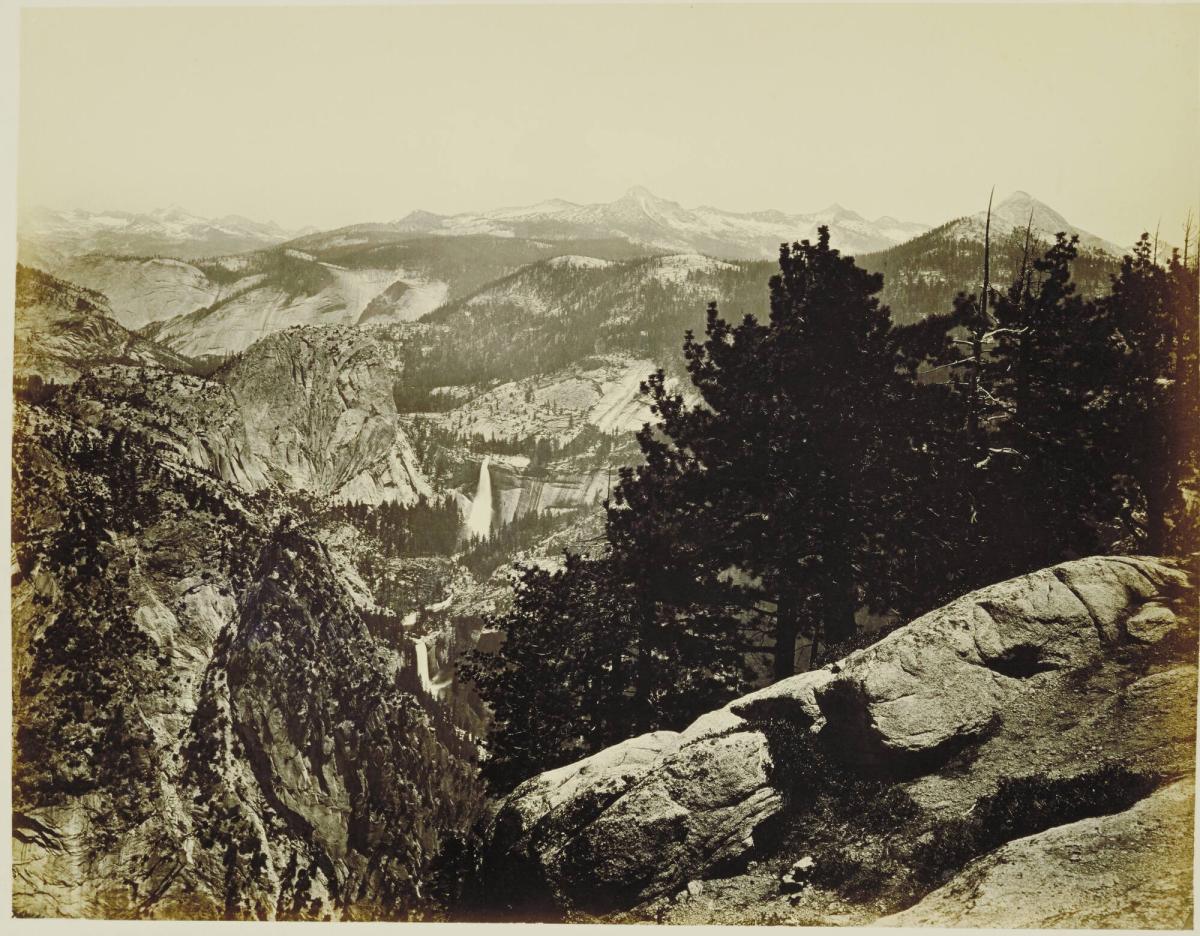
[477, 555, 1197, 926]
[57, 367, 276, 493]
[485, 460, 611, 527]
[54, 255, 225, 331]
[144, 267, 405, 359]
[220, 326, 432, 505]
[14, 265, 194, 382]
[12, 401, 481, 919]
[41, 322, 434, 507]
[48, 250, 428, 358]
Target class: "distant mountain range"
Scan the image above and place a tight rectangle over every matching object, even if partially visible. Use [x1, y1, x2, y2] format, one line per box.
[385, 186, 931, 259]
[19, 188, 1124, 272]
[18, 205, 313, 266]
[14, 188, 1130, 363]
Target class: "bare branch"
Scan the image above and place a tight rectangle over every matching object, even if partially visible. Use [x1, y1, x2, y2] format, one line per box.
[982, 326, 1029, 341]
[919, 356, 974, 375]
[977, 385, 1014, 411]
[974, 447, 1024, 470]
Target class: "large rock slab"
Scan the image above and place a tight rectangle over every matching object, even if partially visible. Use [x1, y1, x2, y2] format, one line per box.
[486, 728, 778, 913]
[493, 731, 681, 859]
[481, 556, 1193, 915]
[813, 556, 1189, 770]
[880, 780, 1195, 928]
[546, 730, 782, 910]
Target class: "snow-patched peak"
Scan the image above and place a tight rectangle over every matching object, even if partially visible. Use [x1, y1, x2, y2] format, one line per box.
[952, 191, 1120, 255]
[992, 191, 1072, 231]
[395, 209, 448, 228]
[150, 204, 202, 223]
[487, 198, 583, 221]
[605, 186, 689, 224]
[617, 185, 674, 208]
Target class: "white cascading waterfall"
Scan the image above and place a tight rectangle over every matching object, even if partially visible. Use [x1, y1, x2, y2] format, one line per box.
[414, 637, 432, 694]
[465, 456, 493, 540]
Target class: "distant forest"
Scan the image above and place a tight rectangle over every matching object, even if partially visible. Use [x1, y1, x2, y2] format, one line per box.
[398, 257, 773, 388]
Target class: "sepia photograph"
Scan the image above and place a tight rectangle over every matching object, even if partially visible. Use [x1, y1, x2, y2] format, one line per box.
[5, 0, 1199, 927]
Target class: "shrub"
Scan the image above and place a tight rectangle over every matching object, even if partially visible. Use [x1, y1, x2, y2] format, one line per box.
[763, 717, 919, 831]
[913, 762, 1162, 884]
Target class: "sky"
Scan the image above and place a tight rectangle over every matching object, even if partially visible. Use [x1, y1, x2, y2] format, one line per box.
[16, 2, 1200, 248]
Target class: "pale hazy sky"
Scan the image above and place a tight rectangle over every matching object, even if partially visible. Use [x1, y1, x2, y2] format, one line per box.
[17, 3, 1200, 248]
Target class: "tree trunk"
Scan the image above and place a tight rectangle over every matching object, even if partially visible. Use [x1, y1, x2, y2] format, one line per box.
[823, 484, 858, 647]
[1144, 474, 1170, 556]
[633, 592, 657, 733]
[773, 591, 800, 680]
[808, 627, 822, 672]
[822, 572, 857, 647]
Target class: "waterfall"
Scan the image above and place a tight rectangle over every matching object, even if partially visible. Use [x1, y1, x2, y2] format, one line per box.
[465, 456, 493, 540]
[414, 637, 432, 694]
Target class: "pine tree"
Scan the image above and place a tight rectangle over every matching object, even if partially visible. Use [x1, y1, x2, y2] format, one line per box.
[622, 228, 909, 673]
[459, 555, 636, 793]
[983, 233, 1119, 567]
[1095, 234, 1200, 552]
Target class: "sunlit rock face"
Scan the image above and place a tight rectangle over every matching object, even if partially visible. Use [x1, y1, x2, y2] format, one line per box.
[221, 325, 432, 505]
[14, 265, 194, 383]
[54, 255, 225, 331]
[878, 779, 1195, 929]
[487, 460, 611, 526]
[480, 555, 1196, 924]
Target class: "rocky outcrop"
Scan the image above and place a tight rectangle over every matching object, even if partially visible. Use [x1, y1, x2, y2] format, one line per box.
[880, 780, 1195, 929]
[14, 264, 194, 382]
[487, 460, 611, 525]
[493, 732, 680, 869]
[479, 555, 1197, 922]
[11, 404, 481, 920]
[814, 555, 1189, 771]
[487, 729, 779, 914]
[222, 326, 432, 505]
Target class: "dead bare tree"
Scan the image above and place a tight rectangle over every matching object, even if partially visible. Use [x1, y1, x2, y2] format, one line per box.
[1182, 210, 1194, 269]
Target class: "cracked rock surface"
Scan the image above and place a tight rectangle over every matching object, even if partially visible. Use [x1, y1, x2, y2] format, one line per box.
[480, 556, 1196, 922]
